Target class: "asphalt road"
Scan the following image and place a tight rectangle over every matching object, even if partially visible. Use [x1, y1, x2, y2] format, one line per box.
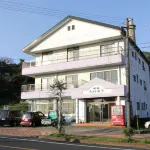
[0, 136, 145, 150]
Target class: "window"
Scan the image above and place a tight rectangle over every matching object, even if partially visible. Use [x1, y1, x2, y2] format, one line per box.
[139, 58, 141, 64]
[144, 102, 146, 110]
[143, 80, 147, 90]
[137, 102, 140, 110]
[42, 51, 53, 65]
[135, 52, 137, 60]
[111, 70, 118, 84]
[90, 72, 97, 80]
[62, 100, 76, 114]
[100, 44, 113, 57]
[136, 74, 138, 83]
[97, 72, 103, 79]
[72, 25, 75, 30]
[42, 52, 49, 62]
[67, 47, 79, 61]
[66, 74, 78, 88]
[142, 61, 145, 71]
[132, 51, 134, 58]
[142, 103, 144, 110]
[104, 71, 111, 82]
[133, 75, 136, 82]
[90, 70, 118, 84]
[68, 26, 71, 31]
[140, 79, 142, 85]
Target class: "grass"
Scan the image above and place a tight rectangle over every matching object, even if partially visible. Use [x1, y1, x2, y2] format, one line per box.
[49, 133, 150, 144]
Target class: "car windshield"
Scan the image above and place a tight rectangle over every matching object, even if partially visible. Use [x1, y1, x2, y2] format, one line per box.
[0, 110, 8, 118]
[23, 113, 32, 119]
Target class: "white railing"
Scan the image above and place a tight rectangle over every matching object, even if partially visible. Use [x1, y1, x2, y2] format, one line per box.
[21, 80, 88, 92]
[22, 47, 124, 68]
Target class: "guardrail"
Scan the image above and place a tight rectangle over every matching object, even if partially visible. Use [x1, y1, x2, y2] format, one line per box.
[21, 80, 88, 92]
[22, 47, 124, 68]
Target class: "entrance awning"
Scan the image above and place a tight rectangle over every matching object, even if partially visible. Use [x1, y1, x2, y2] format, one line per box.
[71, 78, 126, 99]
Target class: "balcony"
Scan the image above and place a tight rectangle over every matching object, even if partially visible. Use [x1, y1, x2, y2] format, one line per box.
[22, 47, 124, 76]
[21, 80, 87, 99]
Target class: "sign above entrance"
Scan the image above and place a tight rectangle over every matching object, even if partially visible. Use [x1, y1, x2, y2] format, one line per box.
[83, 85, 112, 95]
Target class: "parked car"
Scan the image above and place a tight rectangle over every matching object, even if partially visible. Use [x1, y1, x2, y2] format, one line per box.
[20, 111, 46, 127]
[144, 121, 150, 129]
[36, 111, 47, 120]
[0, 110, 24, 127]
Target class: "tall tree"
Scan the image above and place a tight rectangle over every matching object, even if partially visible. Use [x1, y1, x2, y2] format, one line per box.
[49, 78, 67, 134]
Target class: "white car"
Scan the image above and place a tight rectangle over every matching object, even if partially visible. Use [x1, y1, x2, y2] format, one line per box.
[144, 121, 150, 128]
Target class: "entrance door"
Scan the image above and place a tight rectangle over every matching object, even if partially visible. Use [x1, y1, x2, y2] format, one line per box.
[87, 102, 110, 123]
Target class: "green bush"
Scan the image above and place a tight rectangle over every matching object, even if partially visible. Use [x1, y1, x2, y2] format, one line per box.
[0, 103, 28, 112]
[123, 127, 134, 137]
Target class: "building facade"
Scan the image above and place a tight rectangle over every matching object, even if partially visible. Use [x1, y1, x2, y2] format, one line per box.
[21, 16, 150, 124]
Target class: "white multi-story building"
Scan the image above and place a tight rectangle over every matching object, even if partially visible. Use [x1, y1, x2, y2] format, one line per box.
[21, 16, 150, 124]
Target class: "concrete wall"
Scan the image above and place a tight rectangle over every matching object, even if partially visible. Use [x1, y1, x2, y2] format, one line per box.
[31, 19, 121, 52]
[129, 43, 150, 118]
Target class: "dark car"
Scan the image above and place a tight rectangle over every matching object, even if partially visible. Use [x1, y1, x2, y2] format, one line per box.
[0, 110, 24, 127]
[36, 111, 47, 120]
[20, 112, 45, 127]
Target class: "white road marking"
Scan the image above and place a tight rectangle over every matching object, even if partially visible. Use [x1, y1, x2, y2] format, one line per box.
[0, 136, 134, 150]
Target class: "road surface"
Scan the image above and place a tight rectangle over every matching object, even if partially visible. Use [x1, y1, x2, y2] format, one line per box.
[0, 136, 145, 150]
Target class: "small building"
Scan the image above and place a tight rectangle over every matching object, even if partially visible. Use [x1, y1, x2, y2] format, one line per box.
[21, 16, 150, 124]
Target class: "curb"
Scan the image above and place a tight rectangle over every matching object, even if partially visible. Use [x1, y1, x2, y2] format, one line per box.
[39, 136, 150, 149]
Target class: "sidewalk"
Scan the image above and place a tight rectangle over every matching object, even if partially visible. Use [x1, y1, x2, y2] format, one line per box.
[0, 125, 150, 140]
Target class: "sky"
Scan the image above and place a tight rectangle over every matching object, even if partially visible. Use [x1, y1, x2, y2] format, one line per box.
[0, 0, 150, 63]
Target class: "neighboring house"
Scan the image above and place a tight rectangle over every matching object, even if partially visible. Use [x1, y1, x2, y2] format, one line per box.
[21, 16, 150, 124]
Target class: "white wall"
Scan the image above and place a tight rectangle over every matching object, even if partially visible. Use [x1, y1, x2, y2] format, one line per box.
[31, 19, 121, 52]
[129, 43, 150, 118]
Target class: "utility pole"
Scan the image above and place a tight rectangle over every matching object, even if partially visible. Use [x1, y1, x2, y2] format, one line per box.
[126, 18, 131, 128]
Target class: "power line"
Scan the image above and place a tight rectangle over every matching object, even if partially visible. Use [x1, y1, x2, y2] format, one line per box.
[0, 0, 125, 20]
[0, 1, 125, 24]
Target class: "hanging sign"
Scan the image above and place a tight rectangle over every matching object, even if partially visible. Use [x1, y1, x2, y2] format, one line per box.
[83, 85, 112, 94]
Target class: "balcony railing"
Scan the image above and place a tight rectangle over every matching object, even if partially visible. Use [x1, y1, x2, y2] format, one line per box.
[22, 47, 124, 68]
[21, 80, 88, 92]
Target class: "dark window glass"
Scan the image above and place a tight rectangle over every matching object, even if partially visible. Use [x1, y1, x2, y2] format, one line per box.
[136, 74, 138, 83]
[139, 58, 141, 64]
[140, 79, 142, 85]
[133, 75, 136, 82]
[72, 25, 75, 30]
[137, 102, 140, 110]
[135, 52, 137, 60]
[68, 26, 71, 31]
[132, 51, 134, 58]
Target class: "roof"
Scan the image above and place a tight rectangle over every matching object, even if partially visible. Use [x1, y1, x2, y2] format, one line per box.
[22, 15, 121, 52]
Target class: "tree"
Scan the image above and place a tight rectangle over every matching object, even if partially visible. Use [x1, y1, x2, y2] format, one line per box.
[0, 57, 34, 106]
[143, 51, 150, 63]
[49, 78, 67, 134]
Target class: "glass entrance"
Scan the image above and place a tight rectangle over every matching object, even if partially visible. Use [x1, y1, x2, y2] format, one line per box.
[87, 98, 115, 123]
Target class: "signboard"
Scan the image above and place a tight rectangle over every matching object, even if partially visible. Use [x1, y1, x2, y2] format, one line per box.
[83, 85, 112, 94]
[111, 105, 125, 126]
